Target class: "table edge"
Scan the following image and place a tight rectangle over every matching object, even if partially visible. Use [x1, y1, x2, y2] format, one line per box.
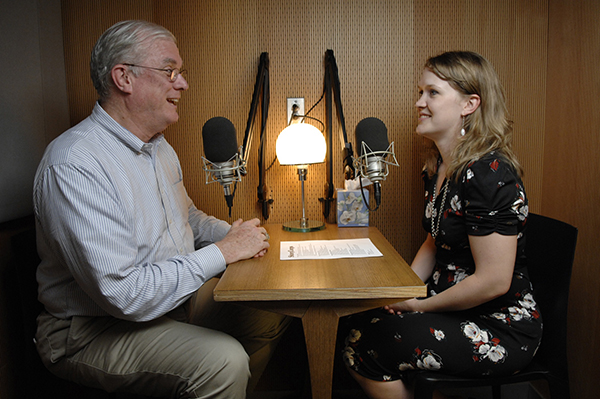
[214, 286, 427, 302]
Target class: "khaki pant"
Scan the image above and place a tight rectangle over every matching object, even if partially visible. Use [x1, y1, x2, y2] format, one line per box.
[35, 278, 291, 398]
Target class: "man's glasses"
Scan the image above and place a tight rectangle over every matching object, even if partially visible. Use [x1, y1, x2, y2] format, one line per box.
[123, 63, 187, 82]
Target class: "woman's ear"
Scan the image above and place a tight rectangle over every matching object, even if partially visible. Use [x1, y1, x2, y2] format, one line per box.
[111, 65, 133, 94]
[462, 94, 481, 116]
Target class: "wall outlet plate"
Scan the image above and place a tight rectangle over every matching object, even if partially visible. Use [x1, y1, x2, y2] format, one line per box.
[287, 97, 305, 124]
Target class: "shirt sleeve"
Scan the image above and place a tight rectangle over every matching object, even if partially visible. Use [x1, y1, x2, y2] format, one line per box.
[35, 162, 226, 322]
[462, 155, 527, 236]
[187, 196, 231, 247]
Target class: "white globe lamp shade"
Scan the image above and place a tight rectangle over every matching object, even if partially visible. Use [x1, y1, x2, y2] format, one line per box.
[276, 123, 326, 166]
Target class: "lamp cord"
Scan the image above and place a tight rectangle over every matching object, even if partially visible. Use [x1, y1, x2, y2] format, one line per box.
[265, 89, 326, 172]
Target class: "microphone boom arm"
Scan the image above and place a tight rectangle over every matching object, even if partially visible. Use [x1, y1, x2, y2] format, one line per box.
[240, 52, 273, 220]
[241, 52, 272, 219]
[241, 53, 268, 163]
[319, 49, 354, 219]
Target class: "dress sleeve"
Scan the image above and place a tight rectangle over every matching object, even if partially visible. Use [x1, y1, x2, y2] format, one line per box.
[462, 155, 527, 236]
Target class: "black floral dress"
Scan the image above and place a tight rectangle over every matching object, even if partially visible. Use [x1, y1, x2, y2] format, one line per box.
[339, 152, 542, 381]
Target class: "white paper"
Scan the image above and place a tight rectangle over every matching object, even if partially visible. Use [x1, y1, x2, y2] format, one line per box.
[280, 238, 383, 260]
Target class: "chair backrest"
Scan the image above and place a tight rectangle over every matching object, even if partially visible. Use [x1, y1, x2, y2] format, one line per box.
[524, 213, 578, 382]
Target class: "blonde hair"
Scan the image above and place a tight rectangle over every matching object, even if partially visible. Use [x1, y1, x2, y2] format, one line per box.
[422, 51, 522, 179]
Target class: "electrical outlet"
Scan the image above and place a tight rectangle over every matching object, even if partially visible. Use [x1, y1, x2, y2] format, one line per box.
[287, 97, 305, 124]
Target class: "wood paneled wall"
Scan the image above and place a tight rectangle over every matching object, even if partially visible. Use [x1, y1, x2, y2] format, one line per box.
[61, 0, 547, 263]
[59, 0, 599, 397]
[545, 1, 600, 396]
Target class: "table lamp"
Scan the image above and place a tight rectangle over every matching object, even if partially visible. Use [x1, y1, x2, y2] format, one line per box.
[276, 122, 327, 232]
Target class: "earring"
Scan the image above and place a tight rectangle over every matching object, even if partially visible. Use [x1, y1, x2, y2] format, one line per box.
[460, 116, 466, 136]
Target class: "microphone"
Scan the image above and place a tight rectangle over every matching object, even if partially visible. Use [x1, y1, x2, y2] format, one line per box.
[201, 117, 245, 216]
[354, 117, 398, 210]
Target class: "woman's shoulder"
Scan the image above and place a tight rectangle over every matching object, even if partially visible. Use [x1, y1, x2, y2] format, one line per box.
[459, 151, 528, 234]
[462, 151, 520, 181]
[458, 151, 525, 206]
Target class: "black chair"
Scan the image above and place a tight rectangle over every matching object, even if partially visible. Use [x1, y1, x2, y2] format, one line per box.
[12, 223, 146, 399]
[412, 213, 578, 399]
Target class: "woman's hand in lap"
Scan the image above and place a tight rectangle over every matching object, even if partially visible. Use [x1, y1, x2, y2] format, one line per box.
[384, 298, 421, 315]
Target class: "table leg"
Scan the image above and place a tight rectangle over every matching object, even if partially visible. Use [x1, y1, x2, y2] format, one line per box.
[301, 302, 341, 399]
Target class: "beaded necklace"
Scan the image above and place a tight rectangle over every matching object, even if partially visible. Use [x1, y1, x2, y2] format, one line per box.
[430, 179, 449, 239]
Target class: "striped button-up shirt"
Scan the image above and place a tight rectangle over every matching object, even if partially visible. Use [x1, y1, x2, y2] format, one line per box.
[34, 103, 229, 322]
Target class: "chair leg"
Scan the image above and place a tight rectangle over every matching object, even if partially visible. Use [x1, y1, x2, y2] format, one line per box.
[413, 383, 436, 399]
[492, 384, 501, 399]
[547, 378, 570, 399]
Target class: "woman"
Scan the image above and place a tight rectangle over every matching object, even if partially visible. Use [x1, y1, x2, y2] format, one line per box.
[340, 51, 542, 399]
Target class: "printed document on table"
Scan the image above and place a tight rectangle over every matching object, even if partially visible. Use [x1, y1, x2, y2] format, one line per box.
[280, 238, 383, 260]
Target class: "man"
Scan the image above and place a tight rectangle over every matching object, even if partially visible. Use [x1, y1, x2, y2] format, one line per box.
[34, 20, 289, 398]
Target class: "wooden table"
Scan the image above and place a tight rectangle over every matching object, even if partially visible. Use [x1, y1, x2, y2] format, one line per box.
[213, 224, 426, 398]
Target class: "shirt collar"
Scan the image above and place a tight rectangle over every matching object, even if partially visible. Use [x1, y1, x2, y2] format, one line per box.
[90, 102, 165, 154]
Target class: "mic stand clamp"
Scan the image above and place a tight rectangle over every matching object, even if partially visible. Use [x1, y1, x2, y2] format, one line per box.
[257, 184, 274, 219]
[353, 142, 399, 211]
[202, 154, 245, 217]
[318, 187, 336, 219]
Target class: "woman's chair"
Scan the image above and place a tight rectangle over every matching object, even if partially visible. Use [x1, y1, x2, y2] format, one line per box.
[412, 213, 578, 399]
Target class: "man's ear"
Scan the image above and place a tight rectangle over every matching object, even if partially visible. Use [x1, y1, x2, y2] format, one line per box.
[462, 94, 481, 116]
[111, 65, 133, 94]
